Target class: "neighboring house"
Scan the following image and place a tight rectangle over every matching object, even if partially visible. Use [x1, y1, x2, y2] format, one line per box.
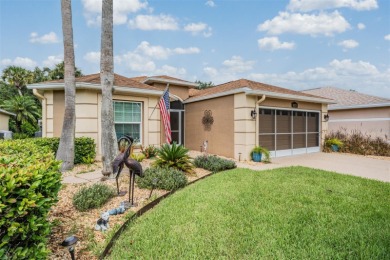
[28, 74, 332, 160]
[302, 87, 390, 142]
[0, 108, 15, 132]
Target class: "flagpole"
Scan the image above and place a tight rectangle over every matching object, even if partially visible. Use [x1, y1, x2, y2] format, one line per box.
[149, 83, 169, 119]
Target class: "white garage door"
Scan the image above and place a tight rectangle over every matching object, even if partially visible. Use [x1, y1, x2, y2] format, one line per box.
[258, 108, 320, 157]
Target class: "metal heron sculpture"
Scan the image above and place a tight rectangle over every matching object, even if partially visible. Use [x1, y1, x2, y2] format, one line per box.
[112, 135, 144, 207]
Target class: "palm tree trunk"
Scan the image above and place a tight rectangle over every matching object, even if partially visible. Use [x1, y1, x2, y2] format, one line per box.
[56, 0, 76, 172]
[100, 0, 118, 176]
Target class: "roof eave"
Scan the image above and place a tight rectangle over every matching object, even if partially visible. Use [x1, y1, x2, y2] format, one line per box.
[28, 82, 163, 96]
[143, 77, 198, 88]
[0, 109, 16, 116]
[246, 90, 336, 104]
[184, 88, 250, 103]
[329, 102, 390, 110]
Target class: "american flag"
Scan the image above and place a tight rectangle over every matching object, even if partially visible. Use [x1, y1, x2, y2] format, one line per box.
[159, 87, 171, 143]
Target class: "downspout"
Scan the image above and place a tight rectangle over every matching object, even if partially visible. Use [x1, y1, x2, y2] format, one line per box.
[33, 89, 46, 137]
[255, 95, 266, 146]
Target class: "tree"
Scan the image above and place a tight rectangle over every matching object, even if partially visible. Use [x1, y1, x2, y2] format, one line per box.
[32, 66, 51, 83]
[1, 66, 34, 96]
[56, 0, 76, 172]
[100, 0, 118, 176]
[195, 80, 215, 90]
[0, 95, 40, 133]
[48, 61, 83, 80]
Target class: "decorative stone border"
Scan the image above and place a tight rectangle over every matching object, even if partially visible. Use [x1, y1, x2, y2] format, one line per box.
[99, 171, 214, 259]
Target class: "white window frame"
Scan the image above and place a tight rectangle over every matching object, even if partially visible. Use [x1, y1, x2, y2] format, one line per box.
[114, 101, 142, 144]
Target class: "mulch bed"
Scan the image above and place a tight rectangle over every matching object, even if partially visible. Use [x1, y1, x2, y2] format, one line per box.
[47, 158, 211, 259]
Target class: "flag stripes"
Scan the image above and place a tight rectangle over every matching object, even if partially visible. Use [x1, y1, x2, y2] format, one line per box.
[159, 87, 171, 143]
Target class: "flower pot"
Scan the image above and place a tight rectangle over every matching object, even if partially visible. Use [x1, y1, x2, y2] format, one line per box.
[331, 144, 339, 152]
[252, 152, 262, 162]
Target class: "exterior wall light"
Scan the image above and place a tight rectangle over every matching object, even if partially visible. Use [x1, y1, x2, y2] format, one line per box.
[61, 235, 78, 260]
[291, 101, 298, 108]
[250, 109, 257, 119]
[324, 114, 329, 122]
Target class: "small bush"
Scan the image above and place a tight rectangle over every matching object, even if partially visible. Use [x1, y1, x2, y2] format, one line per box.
[324, 130, 390, 156]
[0, 139, 62, 259]
[136, 166, 188, 191]
[153, 142, 194, 174]
[141, 145, 158, 158]
[12, 132, 30, 139]
[194, 155, 237, 173]
[131, 153, 146, 162]
[33, 137, 96, 164]
[73, 183, 116, 211]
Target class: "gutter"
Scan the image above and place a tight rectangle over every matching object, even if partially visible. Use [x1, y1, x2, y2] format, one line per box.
[329, 102, 390, 110]
[0, 108, 15, 117]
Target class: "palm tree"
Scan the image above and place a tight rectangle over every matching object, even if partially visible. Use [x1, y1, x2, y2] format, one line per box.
[56, 0, 76, 172]
[0, 96, 40, 133]
[48, 61, 83, 80]
[1, 66, 34, 96]
[100, 0, 118, 176]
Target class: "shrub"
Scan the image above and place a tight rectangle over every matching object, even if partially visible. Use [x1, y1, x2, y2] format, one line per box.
[324, 130, 390, 156]
[33, 137, 96, 164]
[194, 155, 237, 173]
[21, 121, 39, 137]
[153, 142, 194, 174]
[12, 132, 30, 139]
[131, 153, 146, 162]
[72, 183, 116, 211]
[136, 166, 188, 191]
[141, 145, 158, 159]
[0, 139, 62, 259]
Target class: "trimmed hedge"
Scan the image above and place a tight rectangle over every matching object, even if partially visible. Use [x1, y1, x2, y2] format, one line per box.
[136, 166, 188, 191]
[194, 155, 237, 173]
[0, 139, 62, 259]
[33, 137, 96, 164]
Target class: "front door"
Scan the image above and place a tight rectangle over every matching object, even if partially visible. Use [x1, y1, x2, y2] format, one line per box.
[170, 110, 184, 145]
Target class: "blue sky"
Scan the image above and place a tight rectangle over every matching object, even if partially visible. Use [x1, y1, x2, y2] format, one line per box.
[1, 0, 389, 97]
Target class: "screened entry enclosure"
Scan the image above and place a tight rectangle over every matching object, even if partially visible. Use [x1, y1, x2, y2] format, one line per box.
[258, 108, 320, 157]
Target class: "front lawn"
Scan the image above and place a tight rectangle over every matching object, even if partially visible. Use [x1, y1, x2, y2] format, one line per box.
[108, 166, 390, 259]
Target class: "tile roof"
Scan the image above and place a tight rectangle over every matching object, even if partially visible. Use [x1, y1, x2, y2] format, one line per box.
[186, 78, 328, 102]
[129, 75, 194, 84]
[302, 87, 390, 108]
[40, 73, 159, 91]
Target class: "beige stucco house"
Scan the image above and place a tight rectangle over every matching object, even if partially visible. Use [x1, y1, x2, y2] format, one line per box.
[0, 108, 15, 133]
[302, 87, 390, 142]
[28, 74, 332, 160]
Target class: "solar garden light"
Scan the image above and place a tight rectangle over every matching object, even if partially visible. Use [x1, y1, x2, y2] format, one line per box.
[61, 235, 78, 260]
[149, 178, 158, 199]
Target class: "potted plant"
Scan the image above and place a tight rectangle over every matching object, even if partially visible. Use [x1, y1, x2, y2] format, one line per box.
[325, 138, 344, 152]
[250, 146, 270, 163]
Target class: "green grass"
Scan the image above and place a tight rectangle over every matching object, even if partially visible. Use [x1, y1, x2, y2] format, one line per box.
[108, 166, 390, 259]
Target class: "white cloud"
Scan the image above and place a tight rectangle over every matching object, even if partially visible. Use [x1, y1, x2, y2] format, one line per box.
[155, 65, 186, 77]
[205, 1, 216, 7]
[258, 37, 295, 51]
[43, 55, 63, 68]
[0, 57, 37, 69]
[287, 0, 378, 12]
[83, 51, 101, 63]
[184, 23, 212, 37]
[385, 34, 390, 41]
[29, 32, 59, 44]
[338, 39, 359, 50]
[172, 47, 200, 55]
[222, 56, 255, 73]
[357, 23, 366, 30]
[184, 22, 213, 37]
[82, 0, 148, 26]
[258, 11, 351, 36]
[203, 67, 218, 78]
[134, 41, 200, 59]
[116, 52, 156, 72]
[128, 14, 179, 30]
[248, 59, 389, 96]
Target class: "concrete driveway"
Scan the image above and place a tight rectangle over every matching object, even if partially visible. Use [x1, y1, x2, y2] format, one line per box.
[237, 152, 390, 182]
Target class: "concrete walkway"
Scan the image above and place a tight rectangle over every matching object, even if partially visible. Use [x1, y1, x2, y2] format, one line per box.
[63, 153, 389, 184]
[237, 152, 390, 182]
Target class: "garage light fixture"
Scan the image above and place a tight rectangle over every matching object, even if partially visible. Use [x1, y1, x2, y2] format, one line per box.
[291, 101, 298, 108]
[250, 109, 257, 119]
[324, 114, 329, 122]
